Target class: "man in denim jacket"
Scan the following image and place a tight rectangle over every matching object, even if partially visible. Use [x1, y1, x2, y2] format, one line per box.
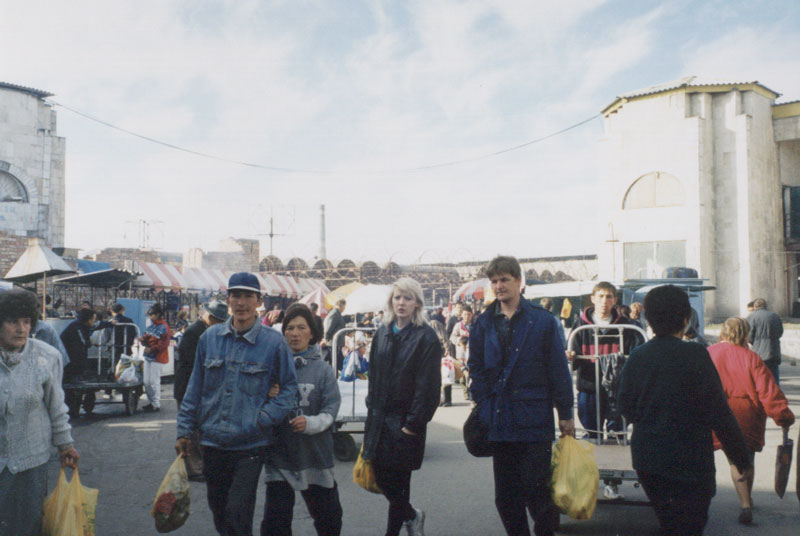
[177, 272, 297, 536]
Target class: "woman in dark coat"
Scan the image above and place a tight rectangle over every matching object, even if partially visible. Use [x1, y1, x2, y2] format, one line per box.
[619, 285, 752, 536]
[362, 277, 442, 536]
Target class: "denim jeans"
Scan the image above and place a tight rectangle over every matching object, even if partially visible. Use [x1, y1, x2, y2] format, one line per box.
[203, 447, 266, 536]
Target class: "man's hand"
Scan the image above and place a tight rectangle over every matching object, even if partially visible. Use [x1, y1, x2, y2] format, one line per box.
[59, 446, 80, 468]
[290, 416, 307, 433]
[558, 419, 575, 438]
[319, 340, 329, 348]
[566, 350, 576, 362]
[175, 437, 191, 457]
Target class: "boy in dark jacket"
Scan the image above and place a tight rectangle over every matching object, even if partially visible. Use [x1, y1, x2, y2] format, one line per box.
[567, 282, 639, 440]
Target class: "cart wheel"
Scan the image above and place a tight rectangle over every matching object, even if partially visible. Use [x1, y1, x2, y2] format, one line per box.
[123, 388, 140, 416]
[333, 433, 358, 462]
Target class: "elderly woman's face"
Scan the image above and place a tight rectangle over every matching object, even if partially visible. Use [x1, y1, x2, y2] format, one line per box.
[0, 317, 32, 351]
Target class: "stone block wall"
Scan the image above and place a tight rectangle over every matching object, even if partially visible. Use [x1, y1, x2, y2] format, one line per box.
[0, 230, 31, 276]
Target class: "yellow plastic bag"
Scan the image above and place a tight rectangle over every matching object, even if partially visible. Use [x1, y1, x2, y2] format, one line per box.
[42, 468, 98, 536]
[152, 455, 191, 533]
[551, 435, 599, 520]
[352, 445, 381, 494]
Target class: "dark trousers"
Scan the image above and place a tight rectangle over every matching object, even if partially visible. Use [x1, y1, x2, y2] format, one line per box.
[374, 464, 415, 536]
[441, 384, 452, 405]
[637, 472, 714, 536]
[492, 441, 558, 536]
[203, 447, 266, 536]
[261, 480, 342, 536]
[577, 390, 622, 438]
[765, 358, 780, 386]
[174, 359, 194, 408]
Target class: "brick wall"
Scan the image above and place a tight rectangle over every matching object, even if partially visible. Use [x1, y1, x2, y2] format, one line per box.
[0, 230, 31, 277]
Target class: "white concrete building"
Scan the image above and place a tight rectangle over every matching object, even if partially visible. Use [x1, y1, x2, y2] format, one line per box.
[0, 82, 66, 247]
[598, 77, 800, 319]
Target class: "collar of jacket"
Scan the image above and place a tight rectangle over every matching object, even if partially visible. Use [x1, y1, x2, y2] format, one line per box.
[292, 344, 321, 367]
[219, 318, 259, 344]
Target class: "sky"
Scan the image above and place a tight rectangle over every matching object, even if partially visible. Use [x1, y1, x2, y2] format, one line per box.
[2, 0, 799, 266]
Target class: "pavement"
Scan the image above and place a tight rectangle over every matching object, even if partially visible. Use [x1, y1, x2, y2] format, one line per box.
[45, 364, 800, 536]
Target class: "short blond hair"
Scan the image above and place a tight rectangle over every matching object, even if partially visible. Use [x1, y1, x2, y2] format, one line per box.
[384, 277, 425, 327]
[720, 317, 750, 347]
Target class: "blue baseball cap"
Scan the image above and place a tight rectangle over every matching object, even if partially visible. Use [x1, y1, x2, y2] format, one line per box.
[227, 272, 261, 294]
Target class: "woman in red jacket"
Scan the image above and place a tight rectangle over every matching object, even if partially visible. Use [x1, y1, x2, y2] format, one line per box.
[708, 317, 794, 525]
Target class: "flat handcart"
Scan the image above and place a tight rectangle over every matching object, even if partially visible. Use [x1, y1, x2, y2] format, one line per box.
[330, 326, 375, 462]
[567, 323, 651, 506]
[63, 322, 145, 417]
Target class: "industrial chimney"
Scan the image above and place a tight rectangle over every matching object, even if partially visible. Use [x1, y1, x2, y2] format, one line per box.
[319, 204, 327, 260]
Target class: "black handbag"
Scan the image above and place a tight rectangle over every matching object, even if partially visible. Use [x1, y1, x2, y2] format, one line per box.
[463, 405, 493, 457]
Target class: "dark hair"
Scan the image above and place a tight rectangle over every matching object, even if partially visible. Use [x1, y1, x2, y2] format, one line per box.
[461, 304, 473, 314]
[753, 298, 767, 309]
[0, 288, 39, 330]
[282, 303, 321, 344]
[616, 304, 631, 317]
[486, 255, 521, 280]
[644, 285, 691, 337]
[309, 303, 319, 312]
[540, 297, 553, 311]
[147, 303, 164, 317]
[111, 303, 125, 314]
[592, 281, 617, 296]
[77, 308, 96, 324]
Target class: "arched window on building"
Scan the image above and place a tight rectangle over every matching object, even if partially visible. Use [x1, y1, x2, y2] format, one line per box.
[0, 170, 28, 203]
[622, 171, 684, 209]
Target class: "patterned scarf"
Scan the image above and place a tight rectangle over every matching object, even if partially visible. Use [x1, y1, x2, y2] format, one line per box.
[0, 346, 23, 367]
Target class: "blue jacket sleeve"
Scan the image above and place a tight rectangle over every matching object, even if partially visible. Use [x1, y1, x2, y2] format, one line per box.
[176, 331, 205, 438]
[467, 317, 490, 404]
[257, 340, 298, 430]
[546, 315, 574, 420]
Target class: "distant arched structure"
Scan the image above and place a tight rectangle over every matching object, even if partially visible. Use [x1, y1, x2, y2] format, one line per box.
[260, 255, 284, 272]
[310, 258, 334, 279]
[540, 270, 554, 283]
[360, 260, 381, 280]
[554, 270, 573, 282]
[336, 259, 356, 279]
[286, 257, 308, 276]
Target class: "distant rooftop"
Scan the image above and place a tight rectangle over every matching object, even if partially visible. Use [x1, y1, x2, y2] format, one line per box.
[0, 81, 54, 100]
[602, 76, 781, 116]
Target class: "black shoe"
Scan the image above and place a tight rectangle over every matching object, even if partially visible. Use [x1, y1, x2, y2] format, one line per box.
[738, 507, 752, 525]
[188, 474, 206, 483]
[142, 404, 160, 412]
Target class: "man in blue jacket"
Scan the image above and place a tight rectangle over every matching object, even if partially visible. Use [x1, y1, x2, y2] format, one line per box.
[469, 256, 574, 536]
[176, 272, 297, 536]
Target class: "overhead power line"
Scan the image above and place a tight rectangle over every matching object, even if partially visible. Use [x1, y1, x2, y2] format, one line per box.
[47, 99, 600, 175]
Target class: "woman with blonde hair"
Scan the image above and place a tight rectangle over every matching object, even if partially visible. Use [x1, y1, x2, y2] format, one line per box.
[707, 317, 794, 525]
[362, 278, 442, 536]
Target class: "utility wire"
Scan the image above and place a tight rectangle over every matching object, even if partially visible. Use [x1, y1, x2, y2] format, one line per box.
[47, 99, 600, 175]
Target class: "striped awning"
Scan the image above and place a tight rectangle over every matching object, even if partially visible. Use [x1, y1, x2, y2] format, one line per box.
[452, 278, 489, 302]
[261, 273, 303, 298]
[297, 278, 329, 294]
[183, 267, 229, 292]
[134, 262, 187, 289]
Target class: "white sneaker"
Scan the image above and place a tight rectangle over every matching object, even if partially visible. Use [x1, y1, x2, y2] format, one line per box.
[603, 484, 623, 500]
[405, 508, 425, 536]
